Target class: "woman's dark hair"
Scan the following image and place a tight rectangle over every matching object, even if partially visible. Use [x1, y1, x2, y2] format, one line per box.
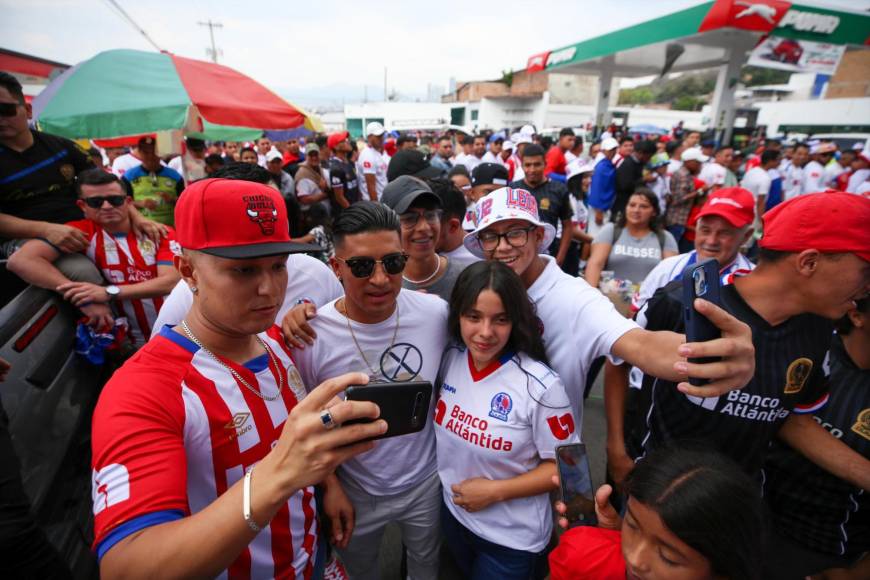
[332, 201, 400, 248]
[616, 187, 662, 231]
[624, 445, 766, 580]
[448, 165, 470, 179]
[447, 261, 548, 364]
[75, 168, 120, 195]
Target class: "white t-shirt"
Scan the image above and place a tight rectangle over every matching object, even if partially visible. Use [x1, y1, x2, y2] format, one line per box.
[441, 243, 480, 266]
[699, 162, 727, 187]
[824, 162, 847, 188]
[648, 174, 670, 214]
[783, 164, 805, 200]
[150, 253, 343, 335]
[357, 147, 388, 200]
[481, 151, 507, 168]
[848, 169, 870, 194]
[111, 153, 157, 178]
[667, 159, 683, 178]
[291, 290, 449, 495]
[803, 160, 826, 194]
[435, 346, 579, 551]
[168, 152, 206, 183]
[455, 153, 484, 174]
[527, 256, 638, 424]
[740, 166, 772, 201]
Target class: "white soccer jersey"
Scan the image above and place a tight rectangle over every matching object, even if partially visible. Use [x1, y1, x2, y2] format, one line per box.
[151, 253, 343, 336]
[699, 162, 727, 187]
[291, 290, 449, 495]
[528, 256, 638, 425]
[435, 346, 579, 552]
[803, 160, 826, 193]
[357, 147, 388, 200]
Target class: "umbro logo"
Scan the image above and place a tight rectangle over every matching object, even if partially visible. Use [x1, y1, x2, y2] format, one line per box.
[225, 412, 250, 430]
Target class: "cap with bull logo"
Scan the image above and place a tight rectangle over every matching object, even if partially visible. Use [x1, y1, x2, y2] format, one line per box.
[174, 178, 317, 258]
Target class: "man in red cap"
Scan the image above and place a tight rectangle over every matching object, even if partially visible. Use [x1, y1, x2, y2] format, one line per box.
[327, 131, 360, 211]
[606, 187, 758, 491]
[613, 191, 870, 492]
[90, 178, 386, 578]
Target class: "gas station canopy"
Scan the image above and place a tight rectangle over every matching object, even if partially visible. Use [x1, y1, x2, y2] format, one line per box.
[525, 0, 870, 140]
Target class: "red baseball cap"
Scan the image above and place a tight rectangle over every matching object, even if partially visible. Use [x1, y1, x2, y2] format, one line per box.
[694, 186, 755, 228]
[175, 178, 316, 258]
[327, 131, 350, 150]
[760, 192, 870, 262]
[548, 526, 625, 580]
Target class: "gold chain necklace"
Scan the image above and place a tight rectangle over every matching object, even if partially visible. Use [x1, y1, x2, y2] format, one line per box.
[181, 321, 284, 401]
[339, 299, 400, 378]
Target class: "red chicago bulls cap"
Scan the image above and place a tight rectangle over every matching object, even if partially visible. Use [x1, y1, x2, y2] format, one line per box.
[175, 178, 318, 258]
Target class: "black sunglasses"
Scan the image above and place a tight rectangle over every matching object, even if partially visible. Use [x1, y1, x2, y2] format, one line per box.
[0, 102, 21, 117]
[336, 252, 408, 278]
[82, 195, 127, 209]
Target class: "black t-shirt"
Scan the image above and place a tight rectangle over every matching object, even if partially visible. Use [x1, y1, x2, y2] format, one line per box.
[762, 333, 869, 558]
[328, 157, 360, 205]
[0, 130, 92, 230]
[636, 281, 832, 478]
[612, 155, 644, 219]
[510, 178, 572, 231]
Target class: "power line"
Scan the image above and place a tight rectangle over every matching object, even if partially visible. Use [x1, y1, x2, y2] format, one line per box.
[198, 19, 223, 63]
[101, 0, 163, 52]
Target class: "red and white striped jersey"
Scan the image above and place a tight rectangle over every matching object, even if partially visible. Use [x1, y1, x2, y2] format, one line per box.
[91, 325, 318, 579]
[66, 219, 179, 346]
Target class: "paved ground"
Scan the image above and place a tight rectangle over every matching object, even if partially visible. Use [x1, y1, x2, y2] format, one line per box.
[376, 374, 609, 579]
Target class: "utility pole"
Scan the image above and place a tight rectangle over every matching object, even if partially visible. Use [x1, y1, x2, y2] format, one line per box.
[198, 19, 223, 63]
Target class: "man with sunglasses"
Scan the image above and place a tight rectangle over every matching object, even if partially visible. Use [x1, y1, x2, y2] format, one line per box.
[381, 175, 466, 301]
[8, 169, 181, 346]
[1, 73, 164, 296]
[291, 201, 448, 580]
[463, 186, 757, 434]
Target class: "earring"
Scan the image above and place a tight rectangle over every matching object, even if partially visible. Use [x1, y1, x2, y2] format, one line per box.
[190, 286, 198, 294]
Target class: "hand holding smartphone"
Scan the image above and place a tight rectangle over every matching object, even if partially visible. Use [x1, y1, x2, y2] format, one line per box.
[556, 443, 597, 527]
[344, 381, 432, 440]
[682, 258, 722, 386]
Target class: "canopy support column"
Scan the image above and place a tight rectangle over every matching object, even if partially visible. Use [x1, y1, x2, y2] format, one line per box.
[709, 43, 749, 145]
[594, 56, 615, 138]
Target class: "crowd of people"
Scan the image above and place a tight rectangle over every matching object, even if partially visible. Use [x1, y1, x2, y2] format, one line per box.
[1, 68, 870, 580]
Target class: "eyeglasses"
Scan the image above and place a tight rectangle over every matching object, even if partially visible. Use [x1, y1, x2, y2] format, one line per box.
[477, 226, 536, 252]
[399, 209, 443, 229]
[82, 195, 127, 209]
[335, 252, 408, 278]
[0, 102, 21, 117]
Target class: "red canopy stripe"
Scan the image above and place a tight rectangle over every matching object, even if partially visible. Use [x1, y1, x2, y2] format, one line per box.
[169, 54, 306, 130]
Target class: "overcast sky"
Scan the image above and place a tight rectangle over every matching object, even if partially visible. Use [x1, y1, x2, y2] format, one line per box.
[3, 0, 868, 106]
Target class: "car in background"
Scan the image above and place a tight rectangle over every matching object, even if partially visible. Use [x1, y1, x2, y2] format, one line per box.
[809, 133, 870, 153]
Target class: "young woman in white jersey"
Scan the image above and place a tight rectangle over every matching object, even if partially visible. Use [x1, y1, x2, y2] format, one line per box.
[434, 260, 579, 579]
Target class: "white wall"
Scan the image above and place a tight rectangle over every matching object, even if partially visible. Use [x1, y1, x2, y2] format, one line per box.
[343, 102, 452, 130]
[756, 97, 870, 134]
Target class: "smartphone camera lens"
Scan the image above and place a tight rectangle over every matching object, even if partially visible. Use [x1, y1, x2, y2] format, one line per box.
[693, 269, 707, 297]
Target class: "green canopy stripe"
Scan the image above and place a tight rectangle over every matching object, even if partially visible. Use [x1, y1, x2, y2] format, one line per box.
[37, 50, 192, 139]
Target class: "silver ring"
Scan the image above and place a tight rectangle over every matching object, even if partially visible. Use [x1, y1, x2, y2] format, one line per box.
[320, 409, 337, 430]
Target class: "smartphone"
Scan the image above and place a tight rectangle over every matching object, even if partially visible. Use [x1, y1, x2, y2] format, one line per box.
[344, 381, 433, 440]
[556, 443, 597, 527]
[681, 258, 722, 386]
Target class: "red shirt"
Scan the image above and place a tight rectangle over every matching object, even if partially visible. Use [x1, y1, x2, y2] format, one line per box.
[67, 219, 179, 345]
[545, 146, 567, 177]
[549, 526, 626, 580]
[91, 325, 317, 578]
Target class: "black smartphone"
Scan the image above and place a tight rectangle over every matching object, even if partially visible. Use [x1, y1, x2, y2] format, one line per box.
[556, 443, 597, 527]
[344, 381, 433, 440]
[682, 258, 722, 386]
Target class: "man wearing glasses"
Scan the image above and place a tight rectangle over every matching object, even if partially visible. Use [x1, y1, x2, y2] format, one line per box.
[8, 169, 180, 347]
[463, 186, 757, 431]
[381, 175, 466, 301]
[291, 201, 448, 580]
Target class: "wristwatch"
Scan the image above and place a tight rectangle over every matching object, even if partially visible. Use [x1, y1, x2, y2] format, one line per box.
[105, 285, 121, 302]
